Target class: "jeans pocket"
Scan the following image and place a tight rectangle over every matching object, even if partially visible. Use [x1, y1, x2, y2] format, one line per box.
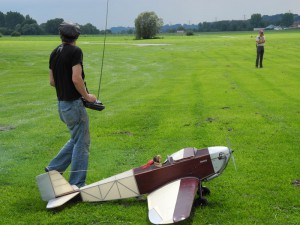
[59, 102, 80, 127]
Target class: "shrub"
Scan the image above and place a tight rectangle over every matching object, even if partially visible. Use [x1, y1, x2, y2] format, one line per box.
[11, 31, 21, 37]
[186, 30, 194, 36]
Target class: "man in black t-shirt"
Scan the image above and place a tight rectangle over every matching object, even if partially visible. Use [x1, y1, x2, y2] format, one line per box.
[45, 22, 96, 187]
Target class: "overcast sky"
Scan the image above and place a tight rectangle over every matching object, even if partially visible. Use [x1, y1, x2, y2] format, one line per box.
[2, 0, 300, 29]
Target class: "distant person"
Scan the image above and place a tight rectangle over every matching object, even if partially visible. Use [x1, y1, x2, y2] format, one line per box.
[256, 30, 265, 68]
[45, 21, 97, 187]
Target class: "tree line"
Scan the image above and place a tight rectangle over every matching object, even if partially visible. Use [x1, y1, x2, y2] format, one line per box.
[0, 11, 298, 37]
[0, 11, 103, 36]
[196, 13, 297, 32]
[161, 12, 298, 33]
[132, 12, 298, 39]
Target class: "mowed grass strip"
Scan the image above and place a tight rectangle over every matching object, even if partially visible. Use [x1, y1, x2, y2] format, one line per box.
[0, 31, 299, 224]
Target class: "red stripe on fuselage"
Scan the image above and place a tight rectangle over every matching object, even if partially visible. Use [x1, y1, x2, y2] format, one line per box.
[133, 149, 214, 194]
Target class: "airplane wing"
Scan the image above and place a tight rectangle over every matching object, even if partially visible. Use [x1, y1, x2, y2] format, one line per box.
[147, 177, 199, 224]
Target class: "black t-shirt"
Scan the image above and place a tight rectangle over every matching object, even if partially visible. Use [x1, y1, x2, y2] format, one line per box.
[49, 44, 85, 101]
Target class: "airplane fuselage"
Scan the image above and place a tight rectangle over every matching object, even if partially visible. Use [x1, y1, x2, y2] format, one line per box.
[80, 146, 231, 202]
[37, 145, 232, 212]
[133, 148, 214, 194]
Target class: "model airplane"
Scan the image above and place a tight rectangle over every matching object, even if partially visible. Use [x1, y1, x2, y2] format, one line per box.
[36, 146, 234, 224]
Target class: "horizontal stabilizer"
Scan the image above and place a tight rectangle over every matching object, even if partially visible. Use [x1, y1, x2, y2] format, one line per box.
[47, 192, 80, 209]
[36, 171, 79, 202]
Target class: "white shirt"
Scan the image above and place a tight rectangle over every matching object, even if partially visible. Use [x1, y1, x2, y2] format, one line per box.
[256, 35, 265, 47]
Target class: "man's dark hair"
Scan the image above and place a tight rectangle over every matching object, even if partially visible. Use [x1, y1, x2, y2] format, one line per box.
[59, 22, 81, 43]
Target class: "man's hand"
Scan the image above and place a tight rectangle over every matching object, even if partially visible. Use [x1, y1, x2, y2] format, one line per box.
[85, 94, 97, 103]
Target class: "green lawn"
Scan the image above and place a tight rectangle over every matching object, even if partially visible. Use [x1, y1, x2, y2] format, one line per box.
[1, 30, 300, 224]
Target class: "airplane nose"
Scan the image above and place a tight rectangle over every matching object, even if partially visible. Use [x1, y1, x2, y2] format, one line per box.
[208, 146, 231, 174]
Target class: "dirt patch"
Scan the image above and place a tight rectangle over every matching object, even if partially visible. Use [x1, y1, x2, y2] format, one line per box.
[206, 117, 215, 123]
[0, 125, 16, 131]
[292, 180, 300, 187]
[133, 44, 171, 47]
[112, 131, 133, 136]
[222, 106, 230, 110]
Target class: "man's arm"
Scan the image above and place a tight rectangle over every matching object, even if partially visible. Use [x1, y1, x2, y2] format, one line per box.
[49, 69, 55, 87]
[72, 64, 97, 102]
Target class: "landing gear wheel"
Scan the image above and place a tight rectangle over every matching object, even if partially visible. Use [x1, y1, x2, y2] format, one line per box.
[197, 186, 210, 196]
[194, 198, 208, 207]
[202, 186, 210, 196]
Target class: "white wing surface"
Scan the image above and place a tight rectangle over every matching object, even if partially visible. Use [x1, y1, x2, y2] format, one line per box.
[147, 177, 199, 224]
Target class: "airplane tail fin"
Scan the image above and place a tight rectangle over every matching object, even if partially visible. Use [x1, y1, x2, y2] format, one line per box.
[36, 170, 80, 208]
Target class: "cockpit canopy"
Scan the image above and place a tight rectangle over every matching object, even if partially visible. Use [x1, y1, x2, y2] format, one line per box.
[168, 147, 196, 162]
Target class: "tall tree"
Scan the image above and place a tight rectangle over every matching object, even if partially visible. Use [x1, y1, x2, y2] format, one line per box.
[0, 11, 5, 27]
[44, 18, 64, 35]
[250, 13, 263, 28]
[80, 23, 100, 34]
[135, 11, 163, 39]
[22, 15, 37, 26]
[21, 23, 43, 35]
[281, 12, 294, 27]
[5, 11, 25, 29]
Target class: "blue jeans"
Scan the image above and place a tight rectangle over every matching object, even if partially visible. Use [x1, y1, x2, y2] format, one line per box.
[47, 99, 90, 187]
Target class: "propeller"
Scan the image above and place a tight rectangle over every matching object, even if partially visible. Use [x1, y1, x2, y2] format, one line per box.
[227, 136, 237, 171]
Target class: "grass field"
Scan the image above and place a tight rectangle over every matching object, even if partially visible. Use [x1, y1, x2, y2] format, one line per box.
[0, 30, 300, 224]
